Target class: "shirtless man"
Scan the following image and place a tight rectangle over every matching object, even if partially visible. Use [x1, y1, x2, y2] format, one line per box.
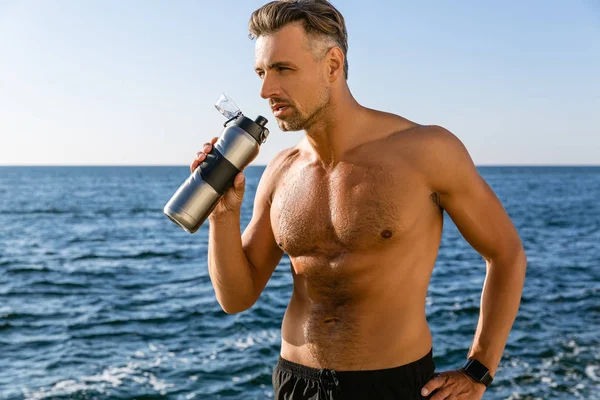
[191, 1, 527, 399]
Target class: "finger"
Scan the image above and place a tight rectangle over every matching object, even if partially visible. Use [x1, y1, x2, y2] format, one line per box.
[234, 172, 245, 187]
[211, 136, 218, 144]
[191, 154, 206, 170]
[422, 374, 446, 397]
[230, 172, 245, 202]
[193, 154, 204, 169]
[430, 386, 453, 400]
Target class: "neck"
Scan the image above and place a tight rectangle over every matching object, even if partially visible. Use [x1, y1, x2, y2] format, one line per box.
[302, 85, 367, 169]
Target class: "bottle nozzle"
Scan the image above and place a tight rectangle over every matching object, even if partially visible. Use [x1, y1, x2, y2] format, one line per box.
[255, 116, 268, 127]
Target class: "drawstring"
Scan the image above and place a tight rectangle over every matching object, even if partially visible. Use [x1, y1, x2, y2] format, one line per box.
[317, 368, 340, 399]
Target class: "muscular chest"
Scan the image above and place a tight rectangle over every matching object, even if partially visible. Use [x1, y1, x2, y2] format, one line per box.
[271, 161, 423, 258]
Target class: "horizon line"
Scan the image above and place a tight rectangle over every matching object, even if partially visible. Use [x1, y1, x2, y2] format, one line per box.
[1, 164, 599, 168]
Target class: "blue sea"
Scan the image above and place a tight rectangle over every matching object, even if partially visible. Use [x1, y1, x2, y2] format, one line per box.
[0, 166, 598, 400]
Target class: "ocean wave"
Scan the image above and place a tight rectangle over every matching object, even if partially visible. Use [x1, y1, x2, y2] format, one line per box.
[131, 207, 162, 214]
[0, 321, 12, 331]
[222, 329, 280, 351]
[22, 361, 174, 399]
[1, 333, 69, 346]
[1, 311, 71, 321]
[68, 315, 177, 331]
[5, 266, 54, 274]
[67, 236, 107, 244]
[0, 208, 71, 215]
[71, 251, 184, 261]
[28, 280, 90, 289]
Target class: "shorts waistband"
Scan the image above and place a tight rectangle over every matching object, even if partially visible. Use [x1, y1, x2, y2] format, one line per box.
[275, 348, 434, 382]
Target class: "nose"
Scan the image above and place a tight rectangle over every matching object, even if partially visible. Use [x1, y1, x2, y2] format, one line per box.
[259, 73, 281, 100]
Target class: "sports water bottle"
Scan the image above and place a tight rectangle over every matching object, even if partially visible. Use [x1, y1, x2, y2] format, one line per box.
[164, 93, 269, 233]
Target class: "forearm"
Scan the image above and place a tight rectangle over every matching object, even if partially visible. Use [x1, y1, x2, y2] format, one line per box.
[207, 212, 256, 314]
[468, 246, 527, 376]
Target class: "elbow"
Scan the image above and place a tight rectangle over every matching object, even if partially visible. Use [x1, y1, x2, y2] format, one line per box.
[520, 247, 528, 278]
[489, 242, 528, 278]
[221, 306, 241, 315]
[217, 296, 257, 315]
[220, 304, 247, 315]
[515, 242, 528, 271]
[507, 244, 528, 283]
[510, 242, 528, 276]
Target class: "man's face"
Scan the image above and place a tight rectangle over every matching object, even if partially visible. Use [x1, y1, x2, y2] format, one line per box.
[254, 22, 331, 131]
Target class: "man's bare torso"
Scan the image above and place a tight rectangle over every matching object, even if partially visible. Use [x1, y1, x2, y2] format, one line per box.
[269, 112, 445, 371]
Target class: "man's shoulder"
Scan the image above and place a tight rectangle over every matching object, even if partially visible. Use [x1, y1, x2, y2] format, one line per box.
[385, 121, 467, 161]
[265, 145, 298, 176]
[396, 124, 477, 199]
[386, 119, 457, 146]
[366, 109, 458, 147]
[256, 145, 298, 203]
[381, 119, 472, 185]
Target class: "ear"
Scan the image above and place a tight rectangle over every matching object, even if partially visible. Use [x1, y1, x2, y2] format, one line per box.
[326, 47, 345, 82]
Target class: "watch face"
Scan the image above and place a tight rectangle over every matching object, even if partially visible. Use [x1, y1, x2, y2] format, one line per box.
[466, 359, 489, 380]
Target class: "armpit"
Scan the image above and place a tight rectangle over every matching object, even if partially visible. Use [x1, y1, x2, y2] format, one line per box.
[430, 192, 443, 210]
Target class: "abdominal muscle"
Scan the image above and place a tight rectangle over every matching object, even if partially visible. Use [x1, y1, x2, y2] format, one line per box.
[278, 250, 434, 371]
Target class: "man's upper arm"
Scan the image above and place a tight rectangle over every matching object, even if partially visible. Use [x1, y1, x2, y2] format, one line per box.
[420, 126, 524, 262]
[241, 149, 288, 304]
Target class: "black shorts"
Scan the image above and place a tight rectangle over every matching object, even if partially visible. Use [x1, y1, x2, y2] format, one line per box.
[272, 349, 436, 399]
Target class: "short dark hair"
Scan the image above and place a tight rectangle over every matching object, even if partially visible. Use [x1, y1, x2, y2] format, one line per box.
[248, 0, 349, 80]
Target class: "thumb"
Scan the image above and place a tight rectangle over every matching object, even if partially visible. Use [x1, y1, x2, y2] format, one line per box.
[232, 172, 245, 197]
[422, 373, 446, 397]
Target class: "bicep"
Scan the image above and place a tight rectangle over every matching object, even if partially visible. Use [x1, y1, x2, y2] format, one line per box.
[425, 128, 523, 261]
[241, 152, 286, 301]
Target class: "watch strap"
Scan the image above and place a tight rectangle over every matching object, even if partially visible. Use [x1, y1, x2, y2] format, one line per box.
[460, 359, 493, 387]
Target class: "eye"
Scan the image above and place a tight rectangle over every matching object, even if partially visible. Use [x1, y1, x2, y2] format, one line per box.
[256, 71, 265, 79]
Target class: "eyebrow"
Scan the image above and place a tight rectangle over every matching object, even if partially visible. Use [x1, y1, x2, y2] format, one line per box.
[254, 61, 297, 73]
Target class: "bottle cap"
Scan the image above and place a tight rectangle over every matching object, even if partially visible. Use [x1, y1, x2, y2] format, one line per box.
[234, 115, 269, 145]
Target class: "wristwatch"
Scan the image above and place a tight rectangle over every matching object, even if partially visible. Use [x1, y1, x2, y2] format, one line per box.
[460, 359, 493, 388]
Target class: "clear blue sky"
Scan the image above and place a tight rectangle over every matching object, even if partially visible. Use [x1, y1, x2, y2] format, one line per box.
[1, 0, 598, 166]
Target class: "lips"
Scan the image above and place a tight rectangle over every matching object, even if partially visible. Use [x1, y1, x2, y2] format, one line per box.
[271, 102, 291, 118]
[271, 103, 289, 112]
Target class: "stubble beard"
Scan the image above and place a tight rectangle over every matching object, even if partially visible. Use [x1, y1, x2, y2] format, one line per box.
[277, 87, 331, 132]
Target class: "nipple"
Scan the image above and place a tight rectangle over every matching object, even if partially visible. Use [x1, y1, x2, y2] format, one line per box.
[381, 230, 393, 239]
